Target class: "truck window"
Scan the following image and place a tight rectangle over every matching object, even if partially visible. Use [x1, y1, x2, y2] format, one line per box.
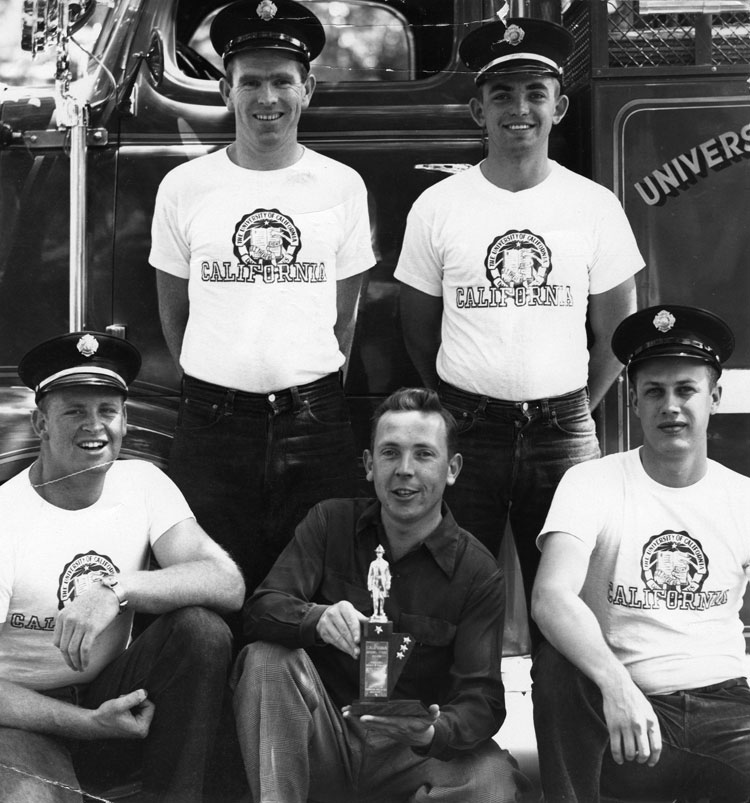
[181, 0, 455, 83]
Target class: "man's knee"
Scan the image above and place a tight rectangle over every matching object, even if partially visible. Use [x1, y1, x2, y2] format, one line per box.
[532, 641, 593, 713]
[469, 742, 530, 803]
[0, 729, 81, 803]
[161, 605, 233, 666]
[232, 642, 325, 713]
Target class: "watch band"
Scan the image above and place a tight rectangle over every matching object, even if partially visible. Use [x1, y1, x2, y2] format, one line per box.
[95, 574, 128, 613]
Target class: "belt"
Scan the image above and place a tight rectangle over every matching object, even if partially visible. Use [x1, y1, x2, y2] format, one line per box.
[683, 677, 748, 695]
[182, 373, 342, 413]
[438, 381, 589, 418]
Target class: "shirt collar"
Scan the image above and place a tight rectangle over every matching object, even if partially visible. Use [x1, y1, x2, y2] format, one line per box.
[355, 500, 461, 578]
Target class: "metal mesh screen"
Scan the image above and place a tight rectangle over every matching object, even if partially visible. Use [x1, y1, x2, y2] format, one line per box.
[564, 0, 750, 77]
[563, 0, 591, 89]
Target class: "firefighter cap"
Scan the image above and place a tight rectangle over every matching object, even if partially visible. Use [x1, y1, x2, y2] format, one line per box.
[18, 332, 141, 401]
[459, 17, 574, 85]
[210, 0, 325, 69]
[611, 305, 734, 374]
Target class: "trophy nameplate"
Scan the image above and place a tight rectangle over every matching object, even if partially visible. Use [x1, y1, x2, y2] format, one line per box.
[348, 545, 429, 717]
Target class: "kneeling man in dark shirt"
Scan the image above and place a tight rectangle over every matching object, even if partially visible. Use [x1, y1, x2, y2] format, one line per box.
[232, 387, 528, 802]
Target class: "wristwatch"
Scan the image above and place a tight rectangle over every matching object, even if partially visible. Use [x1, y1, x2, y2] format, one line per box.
[95, 574, 128, 614]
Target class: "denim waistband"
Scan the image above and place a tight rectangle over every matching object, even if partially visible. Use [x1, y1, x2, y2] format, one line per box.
[682, 677, 748, 695]
[182, 373, 343, 414]
[438, 381, 589, 419]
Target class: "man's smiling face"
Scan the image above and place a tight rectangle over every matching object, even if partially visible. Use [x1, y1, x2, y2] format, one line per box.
[220, 50, 315, 157]
[33, 387, 127, 477]
[364, 410, 461, 537]
[470, 72, 568, 158]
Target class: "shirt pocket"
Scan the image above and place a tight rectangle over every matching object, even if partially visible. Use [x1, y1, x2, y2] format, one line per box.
[399, 613, 457, 646]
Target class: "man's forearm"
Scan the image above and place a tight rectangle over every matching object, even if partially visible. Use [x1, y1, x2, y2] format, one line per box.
[0, 679, 101, 739]
[399, 284, 442, 389]
[588, 345, 625, 411]
[155, 270, 189, 372]
[533, 587, 630, 694]
[244, 590, 325, 647]
[122, 556, 244, 615]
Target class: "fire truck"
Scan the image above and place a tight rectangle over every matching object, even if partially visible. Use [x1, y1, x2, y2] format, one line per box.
[1, 0, 749, 656]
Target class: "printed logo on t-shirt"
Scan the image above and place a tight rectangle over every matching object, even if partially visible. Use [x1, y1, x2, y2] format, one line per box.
[607, 529, 729, 612]
[454, 229, 573, 309]
[641, 530, 708, 593]
[57, 551, 120, 610]
[485, 229, 552, 289]
[200, 208, 327, 284]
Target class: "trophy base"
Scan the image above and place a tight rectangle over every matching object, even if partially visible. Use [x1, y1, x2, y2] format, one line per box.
[348, 700, 431, 718]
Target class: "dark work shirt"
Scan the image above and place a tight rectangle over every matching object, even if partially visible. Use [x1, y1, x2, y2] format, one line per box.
[243, 498, 507, 760]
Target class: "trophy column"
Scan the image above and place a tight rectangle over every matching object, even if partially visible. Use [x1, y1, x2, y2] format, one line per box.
[348, 546, 427, 717]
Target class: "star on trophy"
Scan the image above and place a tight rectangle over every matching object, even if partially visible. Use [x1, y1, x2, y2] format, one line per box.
[348, 545, 429, 717]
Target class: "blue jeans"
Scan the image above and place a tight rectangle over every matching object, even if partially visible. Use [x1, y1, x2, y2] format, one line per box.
[532, 642, 750, 803]
[168, 374, 358, 615]
[0, 607, 232, 803]
[438, 382, 600, 642]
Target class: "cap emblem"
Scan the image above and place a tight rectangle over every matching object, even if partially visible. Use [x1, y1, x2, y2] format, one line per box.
[653, 310, 676, 333]
[76, 334, 99, 358]
[503, 24, 525, 46]
[256, 0, 277, 21]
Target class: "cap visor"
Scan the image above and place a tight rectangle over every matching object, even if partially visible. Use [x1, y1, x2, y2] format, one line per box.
[629, 344, 720, 368]
[38, 374, 128, 397]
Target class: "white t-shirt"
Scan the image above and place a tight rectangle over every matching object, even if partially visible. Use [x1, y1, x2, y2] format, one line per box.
[395, 162, 644, 400]
[0, 461, 193, 690]
[150, 147, 375, 392]
[539, 449, 750, 694]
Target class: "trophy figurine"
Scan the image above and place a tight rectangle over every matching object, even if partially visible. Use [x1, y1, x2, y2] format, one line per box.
[349, 546, 429, 717]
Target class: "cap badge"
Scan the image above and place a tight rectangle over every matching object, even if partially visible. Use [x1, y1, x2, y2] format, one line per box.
[76, 334, 99, 358]
[653, 310, 676, 333]
[256, 0, 277, 21]
[503, 24, 525, 46]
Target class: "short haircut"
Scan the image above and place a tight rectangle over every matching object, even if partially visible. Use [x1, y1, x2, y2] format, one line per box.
[370, 387, 458, 456]
[628, 360, 720, 388]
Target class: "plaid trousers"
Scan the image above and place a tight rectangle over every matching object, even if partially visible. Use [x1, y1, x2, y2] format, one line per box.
[231, 641, 528, 803]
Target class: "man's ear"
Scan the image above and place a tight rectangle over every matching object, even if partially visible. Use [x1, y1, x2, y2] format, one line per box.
[301, 73, 316, 109]
[629, 385, 640, 419]
[552, 92, 569, 125]
[219, 76, 233, 111]
[710, 383, 722, 414]
[469, 95, 486, 129]
[363, 449, 374, 482]
[31, 407, 48, 440]
[446, 452, 463, 487]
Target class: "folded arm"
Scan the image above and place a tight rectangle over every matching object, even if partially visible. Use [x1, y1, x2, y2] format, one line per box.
[55, 518, 244, 672]
[0, 616, 154, 739]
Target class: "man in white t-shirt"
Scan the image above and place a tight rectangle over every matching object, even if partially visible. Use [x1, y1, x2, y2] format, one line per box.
[149, 0, 375, 606]
[395, 17, 643, 642]
[531, 305, 750, 802]
[0, 332, 244, 802]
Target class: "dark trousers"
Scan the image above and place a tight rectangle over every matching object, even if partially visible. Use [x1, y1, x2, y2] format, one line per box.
[168, 374, 358, 613]
[532, 642, 750, 803]
[0, 607, 232, 803]
[438, 383, 600, 643]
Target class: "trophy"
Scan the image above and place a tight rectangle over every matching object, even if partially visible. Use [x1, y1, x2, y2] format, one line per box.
[348, 545, 429, 717]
